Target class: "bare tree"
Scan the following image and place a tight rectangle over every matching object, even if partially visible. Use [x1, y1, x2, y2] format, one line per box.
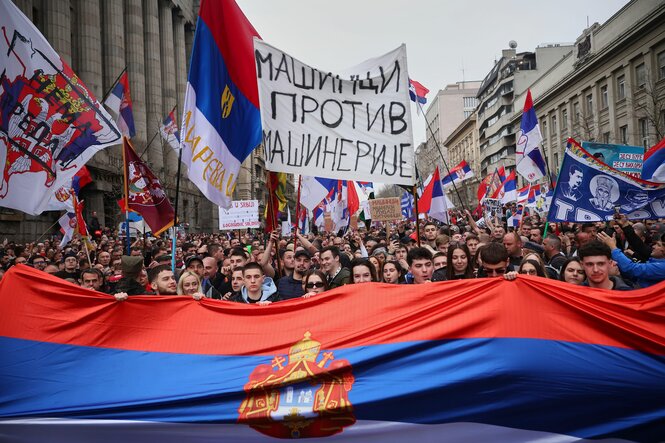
[629, 68, 665, 143]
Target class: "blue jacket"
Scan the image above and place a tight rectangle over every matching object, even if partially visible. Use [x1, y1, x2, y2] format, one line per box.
[611, 248, 665, 288]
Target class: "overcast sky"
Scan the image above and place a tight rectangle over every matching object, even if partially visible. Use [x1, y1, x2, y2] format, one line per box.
[237, 0, 629, 148]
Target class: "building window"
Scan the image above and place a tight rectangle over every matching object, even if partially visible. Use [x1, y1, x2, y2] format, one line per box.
[619, 125, 628, 144]
[639, 118, 649, 147]
[602, 132, 610, 143]
[616, 75, 625, 100]
[562, 109, 568, 130]
[542, 120, 548, 139]
[586, 94, 593, 117]
[553, 152, 559, 173]
[635, 63, 646, 87]
[573, 102, 580, 118]
[658, 50, 665, 80]
[600, 85, 608, 109]
[551, 115, 557, 133]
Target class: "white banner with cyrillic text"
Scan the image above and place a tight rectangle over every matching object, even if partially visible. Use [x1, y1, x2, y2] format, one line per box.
[218, 200, 260, 230]
[255, 40, 415, 186]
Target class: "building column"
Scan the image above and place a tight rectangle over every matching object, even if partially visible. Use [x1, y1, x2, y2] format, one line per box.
[44, 0, 71, 65]
[102, 0, 125, 93]
[159, 0, 177, 176]
[74, 0, 102, 98]
[143, 0, 164, 173]
[124, 0, 147, 149]
[13, 0, 32, 20]
[173, 13, 187, 120]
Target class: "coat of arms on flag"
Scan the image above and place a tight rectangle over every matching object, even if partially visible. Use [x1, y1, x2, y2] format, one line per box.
[238, 331, 355, 438]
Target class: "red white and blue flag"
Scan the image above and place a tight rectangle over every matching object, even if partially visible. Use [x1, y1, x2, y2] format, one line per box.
[299, 176, 337, 211]
[1, 266, 664, 441]
[642, 136, 665, 183]
[516, 89, 547, 182]
[71, 166, 92, 196]
[527, 184, 542, 207]
[516, 184, 530, 203]
[159, 106, 180, 152]
[441, 160, 474, 189]
[180, 0, 262, 209]
[419, 167, 450, 223]
[408, 79, 429, 105]
[0, 1, 121, 215]
[104, 71, 135, 138]
[499, 169, 517, 204]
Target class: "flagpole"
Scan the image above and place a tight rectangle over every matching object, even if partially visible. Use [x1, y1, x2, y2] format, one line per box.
[172, 105, 183, 273]
[34, 217, 64, 245]
[266, 170, 282, 277]
[121, 136, 131, 255]
[543, 148, 566, 238]
[417, 101, 468, 213]
[412, 185, 421, 247]
[101, 67, 127, 103]
[293, 176, 302, 250]
[139, 129, 162, 161]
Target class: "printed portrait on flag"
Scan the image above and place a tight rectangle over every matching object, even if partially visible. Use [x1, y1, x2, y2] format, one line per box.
[549, 139, 665, 222]
[255, 41, 415, 186]
[0, 2, 120, 215]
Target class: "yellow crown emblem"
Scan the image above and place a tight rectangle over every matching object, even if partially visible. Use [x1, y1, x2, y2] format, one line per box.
[288, 331, 321, 365]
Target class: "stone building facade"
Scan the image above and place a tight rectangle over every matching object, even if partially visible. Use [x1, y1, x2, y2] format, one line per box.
[3, 0, 290, 241]
[476, 44, 572, 177]
[509, 0, 665, 178]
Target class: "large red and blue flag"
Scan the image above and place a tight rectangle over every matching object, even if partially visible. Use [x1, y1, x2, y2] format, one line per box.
[0, 266, 664, 441]
[408, 78, 429, 105]
[180, 0, 262, 209]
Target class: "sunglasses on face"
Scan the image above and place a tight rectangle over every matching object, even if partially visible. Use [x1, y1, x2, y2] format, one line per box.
[482, 267, 506, 275]
[305, 281, 324, 289]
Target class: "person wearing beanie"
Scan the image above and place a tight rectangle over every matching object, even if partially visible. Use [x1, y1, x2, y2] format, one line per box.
[113, 255, 149, 297]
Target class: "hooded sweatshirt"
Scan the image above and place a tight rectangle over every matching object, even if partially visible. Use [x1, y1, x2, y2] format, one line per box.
[236, 276, 279, 303]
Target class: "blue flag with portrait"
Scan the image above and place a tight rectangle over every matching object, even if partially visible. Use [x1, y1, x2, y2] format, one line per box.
[548, 139, 665, 222]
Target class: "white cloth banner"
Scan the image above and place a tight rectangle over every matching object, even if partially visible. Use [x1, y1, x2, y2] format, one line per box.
[255, 40, 415, 186]
[0, 1, 121, 215]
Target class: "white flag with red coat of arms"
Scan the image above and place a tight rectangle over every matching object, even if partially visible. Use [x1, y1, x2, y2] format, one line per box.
[0, 1, 121, 215]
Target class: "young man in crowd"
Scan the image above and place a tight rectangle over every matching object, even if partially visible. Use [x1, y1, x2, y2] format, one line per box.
[277, 250, 312, 300]
[543, 234, 568, 279]
[54, 251, 80, 280]
[503, 232, 523, 267]
[186, 255, 222, 299]
[319, 246, 350, 289]
[232, 262, 279, 304]
[79, 268, 104, 292]
[406, 247, 434, 284]
[477, 243, 513, 278]
[577, 240, 632, 291]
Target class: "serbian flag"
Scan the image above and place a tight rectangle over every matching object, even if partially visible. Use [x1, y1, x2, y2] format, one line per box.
[58, 212, 77, 248]
[299, 176, 337, 211]
[500, 170, 517, 204]
[441, 160, 474, 189]
[526, 184, 542, 207]
[122, 138, 175, 235]
[516, 184, 530, 203]
[409, 79, 429, 104]
[508, 205, 523, 228]
[180, 0, 262, 209]
[159, 106, 180, 152]
[1, 267, 664, 441]
[642, 136, 665, 183]
[71, 166, 92, 196]
[104, 70, 136, 138]
[516, 89, 547, 182]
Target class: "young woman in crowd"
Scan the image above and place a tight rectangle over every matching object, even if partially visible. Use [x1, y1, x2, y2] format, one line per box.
[177, 270, 203, 297]
[351, 258, 378, 284]
[445, 243, 475, 280]
[301, 269, 328, 298]
[381, 260, 405, 284]
[518, 259, 547, 278]
[559, 257, 586, 285]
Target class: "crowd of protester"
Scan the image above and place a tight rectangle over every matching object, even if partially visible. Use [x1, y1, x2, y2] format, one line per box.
[2, 209, 664, 302]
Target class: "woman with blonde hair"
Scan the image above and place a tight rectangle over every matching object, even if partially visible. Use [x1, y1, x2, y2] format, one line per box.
[177, 270, 206, 300]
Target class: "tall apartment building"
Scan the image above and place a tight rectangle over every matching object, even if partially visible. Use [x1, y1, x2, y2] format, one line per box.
[418, 81, 481, 176]
[476, 43, 572, 176]
[509, 0, 665, 177]
[3, 0, 291, 240]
